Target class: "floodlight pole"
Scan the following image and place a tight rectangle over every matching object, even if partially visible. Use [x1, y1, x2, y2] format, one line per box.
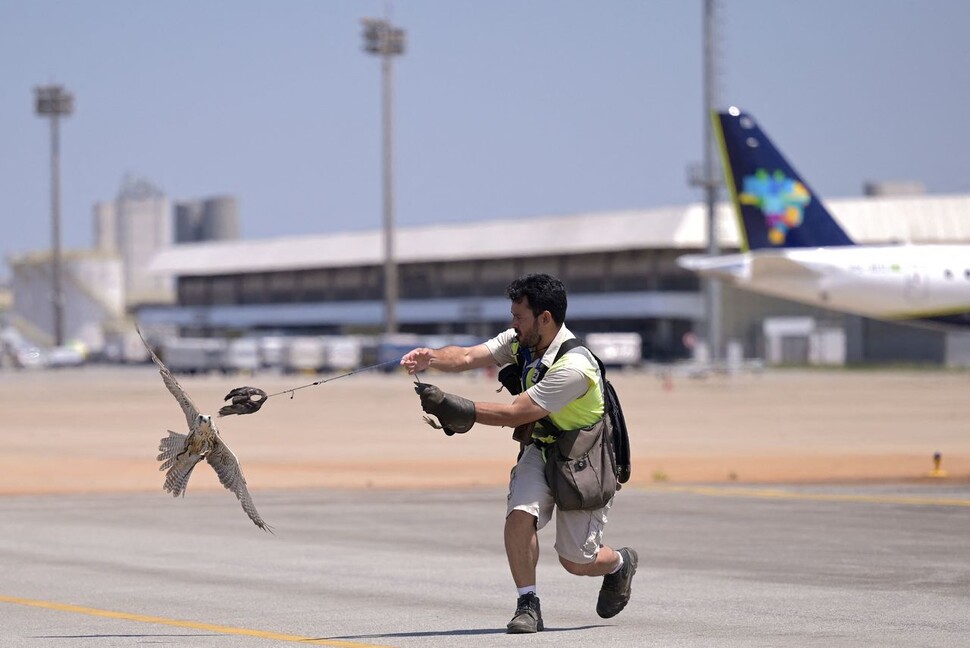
[362, 17, 405, 335]
[702, 0, 722, 363]
[35, 84, 74, 347]
[688, 0, 722, 363]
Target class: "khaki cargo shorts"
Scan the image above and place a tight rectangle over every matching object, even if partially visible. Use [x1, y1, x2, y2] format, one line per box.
[506, 443, 612, 564]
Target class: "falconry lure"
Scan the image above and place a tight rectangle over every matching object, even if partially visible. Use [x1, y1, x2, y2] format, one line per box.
[138, 328, 272, 532]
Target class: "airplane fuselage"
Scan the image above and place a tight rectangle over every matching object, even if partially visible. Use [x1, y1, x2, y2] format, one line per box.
[705, 245, 970, 327]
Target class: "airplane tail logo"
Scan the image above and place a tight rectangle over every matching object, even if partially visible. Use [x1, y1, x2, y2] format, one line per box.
[715, 108, 854, 251]
[739, 169, 811, 245]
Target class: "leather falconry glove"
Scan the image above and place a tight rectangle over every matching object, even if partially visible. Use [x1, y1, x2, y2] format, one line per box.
[414, 382, 476, 436]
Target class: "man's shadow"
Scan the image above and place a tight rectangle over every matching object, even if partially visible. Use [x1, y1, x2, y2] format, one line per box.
[320, 624, 608, 640]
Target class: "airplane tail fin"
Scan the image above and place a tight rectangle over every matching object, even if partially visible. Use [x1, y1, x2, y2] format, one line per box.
[714, 108, 854, 251]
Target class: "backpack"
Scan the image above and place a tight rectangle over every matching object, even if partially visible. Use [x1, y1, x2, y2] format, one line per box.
[501, 338, 632, 484]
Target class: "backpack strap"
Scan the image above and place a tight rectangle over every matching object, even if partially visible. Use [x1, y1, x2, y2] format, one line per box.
[533, 338, 584, 384]
[529, 338, 599, 438]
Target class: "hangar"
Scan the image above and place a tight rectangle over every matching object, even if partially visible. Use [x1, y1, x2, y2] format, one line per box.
[143, 193, 970, 365]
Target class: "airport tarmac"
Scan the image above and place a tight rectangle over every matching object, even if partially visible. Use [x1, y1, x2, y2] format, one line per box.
[1, 485, 968, 647]
[1, 366, 968, 646]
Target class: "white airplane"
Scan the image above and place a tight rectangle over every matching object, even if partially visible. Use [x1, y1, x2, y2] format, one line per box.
[678, 107, 970, 329]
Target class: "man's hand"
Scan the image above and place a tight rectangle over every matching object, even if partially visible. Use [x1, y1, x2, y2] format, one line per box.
[400, 348, 434, 375]
[414, 382, 476, 435]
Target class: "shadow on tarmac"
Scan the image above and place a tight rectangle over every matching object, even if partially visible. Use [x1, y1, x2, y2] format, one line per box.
[322, 624, 608, 640]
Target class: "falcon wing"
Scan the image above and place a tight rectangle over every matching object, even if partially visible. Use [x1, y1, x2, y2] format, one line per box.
[206, 438, 272, 533]
[137, 327, 199, 429]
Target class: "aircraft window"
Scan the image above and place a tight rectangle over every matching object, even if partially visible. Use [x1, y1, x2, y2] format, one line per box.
[746, 137, 759, 148]
[965, 269, 970, 280]
[944, 270, 953, 280]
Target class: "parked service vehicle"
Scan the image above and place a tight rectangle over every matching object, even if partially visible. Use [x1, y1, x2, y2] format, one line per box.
[221, 338, 261, 374]
[322, 336, 363, 371]
[13, 345, 48, 369]
[1, 326, 46, 369]
[585, 332, 642, 367]
[282, 336, 327, 374]
[47, 345, 87, 368]
[160, 337, 227, 374]
[258, 336, 288, 370]
[103, 328, 151, 364]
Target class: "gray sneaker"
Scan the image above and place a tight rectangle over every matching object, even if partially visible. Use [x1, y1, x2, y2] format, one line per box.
[506, 592, 544, 633]
[596, 547, 638, 618]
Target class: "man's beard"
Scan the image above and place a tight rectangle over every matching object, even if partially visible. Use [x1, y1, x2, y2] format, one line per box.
[516, 327, 541, 350]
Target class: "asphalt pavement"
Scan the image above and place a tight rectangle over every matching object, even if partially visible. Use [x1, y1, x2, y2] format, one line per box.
[1, 484, 968, 647]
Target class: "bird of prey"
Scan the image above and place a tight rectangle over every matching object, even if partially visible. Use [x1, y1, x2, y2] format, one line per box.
[138, 328, 272, 532]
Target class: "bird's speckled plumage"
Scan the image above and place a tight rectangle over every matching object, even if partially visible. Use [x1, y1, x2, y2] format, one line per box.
[139, 328, 272, 532]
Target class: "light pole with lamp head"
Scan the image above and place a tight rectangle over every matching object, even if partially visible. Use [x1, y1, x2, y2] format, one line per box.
[35, 84, 74, 348]
[361, 17, 405, 335]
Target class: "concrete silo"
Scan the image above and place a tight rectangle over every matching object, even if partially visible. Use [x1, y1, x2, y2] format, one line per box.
[175, 196, 238, 243]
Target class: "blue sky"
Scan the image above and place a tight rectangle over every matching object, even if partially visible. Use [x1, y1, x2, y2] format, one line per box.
[2, 1, 969, 281]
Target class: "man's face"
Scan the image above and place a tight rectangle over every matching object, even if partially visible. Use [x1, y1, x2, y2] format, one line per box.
[511, 298, 542, 349]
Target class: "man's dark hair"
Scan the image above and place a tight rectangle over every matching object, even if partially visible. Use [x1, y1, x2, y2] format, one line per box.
[506, 273, 567, 325]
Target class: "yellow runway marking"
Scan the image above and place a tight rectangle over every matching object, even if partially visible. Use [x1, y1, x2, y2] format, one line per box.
[648, 485, 970, 507]
[0, 595, 393, 648]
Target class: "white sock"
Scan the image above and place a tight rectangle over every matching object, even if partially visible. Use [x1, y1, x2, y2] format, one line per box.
[609, 552, 624, 574]
[517, 585, 536, 597]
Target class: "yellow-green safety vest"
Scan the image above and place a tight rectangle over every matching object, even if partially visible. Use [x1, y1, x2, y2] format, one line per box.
[513, 340, 605, 443]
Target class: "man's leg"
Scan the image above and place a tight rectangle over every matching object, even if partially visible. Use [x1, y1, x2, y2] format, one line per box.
[504, 445, 553, 634]
[505, 510, 539, 587]
[555, 504, 639, 619]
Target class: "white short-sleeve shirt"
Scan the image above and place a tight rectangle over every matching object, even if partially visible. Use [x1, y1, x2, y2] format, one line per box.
[484, 327, 592, 414]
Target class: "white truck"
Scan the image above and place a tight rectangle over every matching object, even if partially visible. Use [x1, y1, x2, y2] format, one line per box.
[585, 332, 642, 368]
[159, 337, 227, 375]
[282, 336, 327, 374]
[220, 338, 261, 374]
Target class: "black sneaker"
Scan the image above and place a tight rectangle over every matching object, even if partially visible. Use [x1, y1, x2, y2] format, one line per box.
[506, 592, 544, 634]
[596, 547, 638, 618]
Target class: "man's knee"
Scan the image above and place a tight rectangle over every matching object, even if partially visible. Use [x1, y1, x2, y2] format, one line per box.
[558, 554, 594, 576]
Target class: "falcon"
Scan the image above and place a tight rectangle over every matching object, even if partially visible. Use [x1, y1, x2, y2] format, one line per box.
[138, 328, 272, 532]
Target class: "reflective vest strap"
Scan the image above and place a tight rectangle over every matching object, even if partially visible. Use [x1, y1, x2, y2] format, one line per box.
[521, 338, 597, 440]
[532, 338, 582, 385]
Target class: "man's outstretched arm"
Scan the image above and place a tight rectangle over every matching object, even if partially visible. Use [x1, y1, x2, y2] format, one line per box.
[401, 343, 495, 374]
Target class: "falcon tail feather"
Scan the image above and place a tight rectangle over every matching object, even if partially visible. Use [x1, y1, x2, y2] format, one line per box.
[157, 429, 202, 497]
[157, 430, 188, 471]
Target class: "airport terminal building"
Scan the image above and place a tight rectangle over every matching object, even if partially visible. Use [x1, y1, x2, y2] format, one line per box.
[142, 193, 970, 366]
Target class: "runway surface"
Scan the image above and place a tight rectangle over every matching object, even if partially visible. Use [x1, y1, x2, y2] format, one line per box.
[2, 484, 968, 647]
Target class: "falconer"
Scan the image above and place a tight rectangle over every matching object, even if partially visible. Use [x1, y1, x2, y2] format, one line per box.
[401, 273, 637, 634]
